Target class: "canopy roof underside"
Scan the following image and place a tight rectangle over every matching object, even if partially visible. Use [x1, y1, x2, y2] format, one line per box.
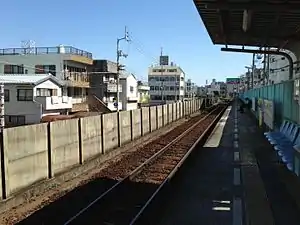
[194, 0, 300, 49]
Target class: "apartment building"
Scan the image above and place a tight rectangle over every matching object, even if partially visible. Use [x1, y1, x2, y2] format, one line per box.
[206, 79, 227, 97]
[1, 74, 72, 126]
[148, 62, 185, 104]
[0, 45, 93, 112]
[90, 59, 122, 111]
[185, 79, 197, 98]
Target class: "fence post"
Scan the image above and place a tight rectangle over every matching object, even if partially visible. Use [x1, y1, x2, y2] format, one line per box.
[117, 112, 121, 147]
[47, 122, 52, 179]
[130, 110, 133, 141]
[100, 114, 104, 154]
[140, 108, 143, 136]
[149, 107, 152, 132]
[78, 118, 83, 164]
[162, 105, 165, 126]
[156, 106, 158, 129]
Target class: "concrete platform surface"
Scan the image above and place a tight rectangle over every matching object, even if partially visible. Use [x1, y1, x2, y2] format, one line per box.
[155, 101, 278, 225]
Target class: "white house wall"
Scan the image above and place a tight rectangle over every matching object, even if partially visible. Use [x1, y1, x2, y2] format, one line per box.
[120, 75, 138, 111]
[5, 84, 42, 124]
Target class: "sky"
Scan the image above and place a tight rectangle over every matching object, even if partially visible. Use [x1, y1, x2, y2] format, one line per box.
[0, 0, 253, 86]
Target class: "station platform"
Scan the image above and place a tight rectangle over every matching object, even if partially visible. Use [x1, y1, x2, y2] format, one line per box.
[154, 100, 300, 225]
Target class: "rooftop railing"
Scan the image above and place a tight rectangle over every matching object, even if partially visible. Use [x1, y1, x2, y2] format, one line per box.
[0, 46, 92, 59]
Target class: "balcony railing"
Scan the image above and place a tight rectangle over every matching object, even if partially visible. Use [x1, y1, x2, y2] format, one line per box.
[0, 46, 92, 59]
[35, 96, 72, 110]
[106, 83, 122, 92]
[63, 72, 90, 88]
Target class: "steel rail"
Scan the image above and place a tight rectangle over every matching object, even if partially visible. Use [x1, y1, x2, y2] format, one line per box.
[129, 105, 227, 225]
[63, 105, 224, 225]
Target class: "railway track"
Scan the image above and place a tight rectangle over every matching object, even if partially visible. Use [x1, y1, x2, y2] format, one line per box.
[14, 104, 224, 225]
[62, 105, 226, 225]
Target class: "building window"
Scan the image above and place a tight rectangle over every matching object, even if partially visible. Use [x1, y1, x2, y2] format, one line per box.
[150, 86, 154, 90]
[36, 88, 58, 97]
[35, 65, 56, 76]
[130, 86, 134, 92]
[4, 64, 24, 74]
[17, 89, 33, 101]
[4, 90, 9, 102]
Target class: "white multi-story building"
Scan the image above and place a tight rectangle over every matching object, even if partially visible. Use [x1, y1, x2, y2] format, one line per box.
[120, 73, 138, 111]
[1, 74, 72, 126]
[0, 45, 93, 112]
[148, 62, 185, 104]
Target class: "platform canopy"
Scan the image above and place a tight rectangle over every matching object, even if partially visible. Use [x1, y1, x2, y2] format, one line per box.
[194, 0, 300, 49]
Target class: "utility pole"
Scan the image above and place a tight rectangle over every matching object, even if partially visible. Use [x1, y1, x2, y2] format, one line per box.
[116, 26, 130, 112]
[262, 47, 267, 86]
[251, 53, 255, 89]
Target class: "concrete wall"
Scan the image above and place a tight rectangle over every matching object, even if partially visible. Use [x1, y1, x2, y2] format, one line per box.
[80, 115, 102, 161]
[168, 104, 173, 123]
[132, 109, 141, 140]
[142, 107, 150, 135]
[119, 111, 131, 145]
[102, 112, 118, 152]
[50, 119, 80, 176]
[3, 123, 48, 196]
[157, 105, 163, 129]
[163, 104, 168, 126]
[0, 99, 202, 199]
[176, 102, 180, 120]
[150, 106, 157, 132]
[173, 103, 177, 121]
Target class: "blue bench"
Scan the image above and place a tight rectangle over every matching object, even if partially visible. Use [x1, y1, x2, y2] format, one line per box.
[264, 120, 289, 139]
[269, 123, 298, 146]
[264, 120, 300, 171]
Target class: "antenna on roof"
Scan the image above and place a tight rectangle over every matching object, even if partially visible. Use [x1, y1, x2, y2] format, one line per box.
[21, 40, 36, 54]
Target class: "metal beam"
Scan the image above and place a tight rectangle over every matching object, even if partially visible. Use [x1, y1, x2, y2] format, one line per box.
[205, 2, 300, 11]
[221, 47, 294, 80]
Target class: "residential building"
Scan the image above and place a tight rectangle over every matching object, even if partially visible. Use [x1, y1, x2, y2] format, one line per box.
[148, 62, 185, 104]
[137, 81, 150, 106]
[226, 78, 240, 96]
[185, 79, 197, 98]
[206, 79, 227, 97]
[1, 74, 72, 126]
[196, 86, 207, 97]
[120, 73, 138, 111]
[90, 59, 122, 111]
[0, 45, 93, 113]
